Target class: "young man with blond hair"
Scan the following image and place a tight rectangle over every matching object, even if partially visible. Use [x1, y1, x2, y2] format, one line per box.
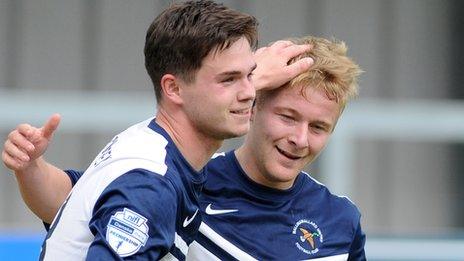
[192, 36, 365, 260]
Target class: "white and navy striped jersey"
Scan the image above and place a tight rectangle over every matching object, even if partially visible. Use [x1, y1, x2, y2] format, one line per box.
[42, 118, 205, 260]
[63, 151, 365, 260]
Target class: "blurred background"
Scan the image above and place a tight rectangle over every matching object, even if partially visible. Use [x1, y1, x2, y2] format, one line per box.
[1, 0, 463, 260]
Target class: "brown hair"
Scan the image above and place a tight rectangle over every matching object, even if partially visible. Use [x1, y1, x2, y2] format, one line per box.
[144, 0, 259, 102]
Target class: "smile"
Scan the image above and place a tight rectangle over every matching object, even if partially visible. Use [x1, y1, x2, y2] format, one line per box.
[276, 146, 302, 160]
[230, 108, 250, 115]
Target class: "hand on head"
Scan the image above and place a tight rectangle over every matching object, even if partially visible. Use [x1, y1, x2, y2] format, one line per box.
[2, 114, 61, 171]
[253, 40, 314, 91]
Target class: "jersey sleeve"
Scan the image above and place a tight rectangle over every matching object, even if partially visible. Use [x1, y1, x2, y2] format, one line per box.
[64, 169, 85, 186]
[43, 169, 86, 231]
[348, 218, 366, 261]
[85, 169, 178, 260]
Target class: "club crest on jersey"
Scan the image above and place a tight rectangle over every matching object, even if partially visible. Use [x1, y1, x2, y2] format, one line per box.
[106, 208, 149, 257]
[292, 219, 323, 255]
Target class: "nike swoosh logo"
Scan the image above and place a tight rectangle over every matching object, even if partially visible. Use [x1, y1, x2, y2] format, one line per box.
[205, 203, 238, 215]
[183, 209, 199, 227]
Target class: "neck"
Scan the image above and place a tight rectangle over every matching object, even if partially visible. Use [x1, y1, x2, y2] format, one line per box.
[155, 104, 223, 171]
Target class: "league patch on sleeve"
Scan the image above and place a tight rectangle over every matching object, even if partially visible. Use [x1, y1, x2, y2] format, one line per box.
[106, 208, 149, 257]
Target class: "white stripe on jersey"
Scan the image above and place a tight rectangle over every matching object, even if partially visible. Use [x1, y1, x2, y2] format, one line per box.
[174, 232, 189, 256]
[195, 222, 258, 261]
[301, 253, 348, 261]
[187, 241, 221, 261]
[160, 252, 179, 261]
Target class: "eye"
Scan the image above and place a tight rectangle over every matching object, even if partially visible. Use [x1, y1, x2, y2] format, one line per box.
[279, 114, 295, 122]
[221, 77, 235, 83]
[311, 124, 328, 134]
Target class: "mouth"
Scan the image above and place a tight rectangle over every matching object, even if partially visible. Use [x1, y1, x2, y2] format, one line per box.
[276, 146, 302, 160]
[230, 108, 250, 115]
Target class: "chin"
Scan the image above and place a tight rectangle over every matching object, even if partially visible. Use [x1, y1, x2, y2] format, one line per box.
[226, 123, 250, 137]
[274, 174, 298, 184]
[270, 166, 300, 183]
[234, 127, 250, 137]
[211, 126, 249, 140]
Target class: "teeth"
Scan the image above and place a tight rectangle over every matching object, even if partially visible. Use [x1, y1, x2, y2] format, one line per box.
[231, 109, 248, 114]
[276, 147, 300, 160]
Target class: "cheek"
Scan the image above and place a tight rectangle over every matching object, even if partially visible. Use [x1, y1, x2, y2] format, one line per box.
[262, 117, 289, 138]
[260, 125, 282, 144]
[184, 87, 206, 106]
[250, 127, 275, 156]
[211, 91, 236, 110]
[195, 93, 225, 112]
[311, 135, 330, 154]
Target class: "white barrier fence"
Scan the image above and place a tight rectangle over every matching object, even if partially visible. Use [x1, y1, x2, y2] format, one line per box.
[1, 88, 464, 260]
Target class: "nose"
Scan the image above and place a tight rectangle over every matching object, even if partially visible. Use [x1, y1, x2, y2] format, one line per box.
[237, 77, 256, 102]
[288, 124, 310, 149]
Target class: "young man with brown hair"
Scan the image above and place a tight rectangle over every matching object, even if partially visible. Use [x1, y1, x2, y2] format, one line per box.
[0, 1, 312, 260]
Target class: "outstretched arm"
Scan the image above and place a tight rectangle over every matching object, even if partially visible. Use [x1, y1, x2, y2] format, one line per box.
[253, 40, 313, 91]
[2, 114, 73, 224]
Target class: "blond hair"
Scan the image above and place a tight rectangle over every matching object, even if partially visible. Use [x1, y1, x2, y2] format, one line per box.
[288, 36, 362, 107]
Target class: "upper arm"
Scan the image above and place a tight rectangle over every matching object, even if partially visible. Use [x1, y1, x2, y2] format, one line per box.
[43, 169, 84, 230]
[86, 169, 178, 260]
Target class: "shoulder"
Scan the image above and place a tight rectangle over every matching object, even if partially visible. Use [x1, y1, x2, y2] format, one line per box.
[298, 172, 364, 251]
[103, 168, 176, 193]
[300, 172, 361, 220]
[92, 169, 179, 226]
[87, 119, 174, 178]
[96, 167, 178, 200]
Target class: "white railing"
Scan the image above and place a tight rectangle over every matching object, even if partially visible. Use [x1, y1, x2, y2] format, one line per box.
[321, 99, 464, 197]
[1, 88, 464, 259]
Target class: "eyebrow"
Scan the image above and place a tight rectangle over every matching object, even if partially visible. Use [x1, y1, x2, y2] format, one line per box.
[216, 63, 257, 78]
[312, 120, 332, 130]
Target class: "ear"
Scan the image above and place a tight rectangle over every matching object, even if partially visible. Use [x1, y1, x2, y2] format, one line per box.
[160, 74, 183, 105]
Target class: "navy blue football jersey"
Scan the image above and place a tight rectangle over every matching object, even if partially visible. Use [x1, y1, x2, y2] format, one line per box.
[189, 151, 365, 260]
[62, 151, 365, 260]
[41, 118, 205, 260]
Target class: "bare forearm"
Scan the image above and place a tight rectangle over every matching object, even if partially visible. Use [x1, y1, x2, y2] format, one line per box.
[14, 156, 72, 224]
